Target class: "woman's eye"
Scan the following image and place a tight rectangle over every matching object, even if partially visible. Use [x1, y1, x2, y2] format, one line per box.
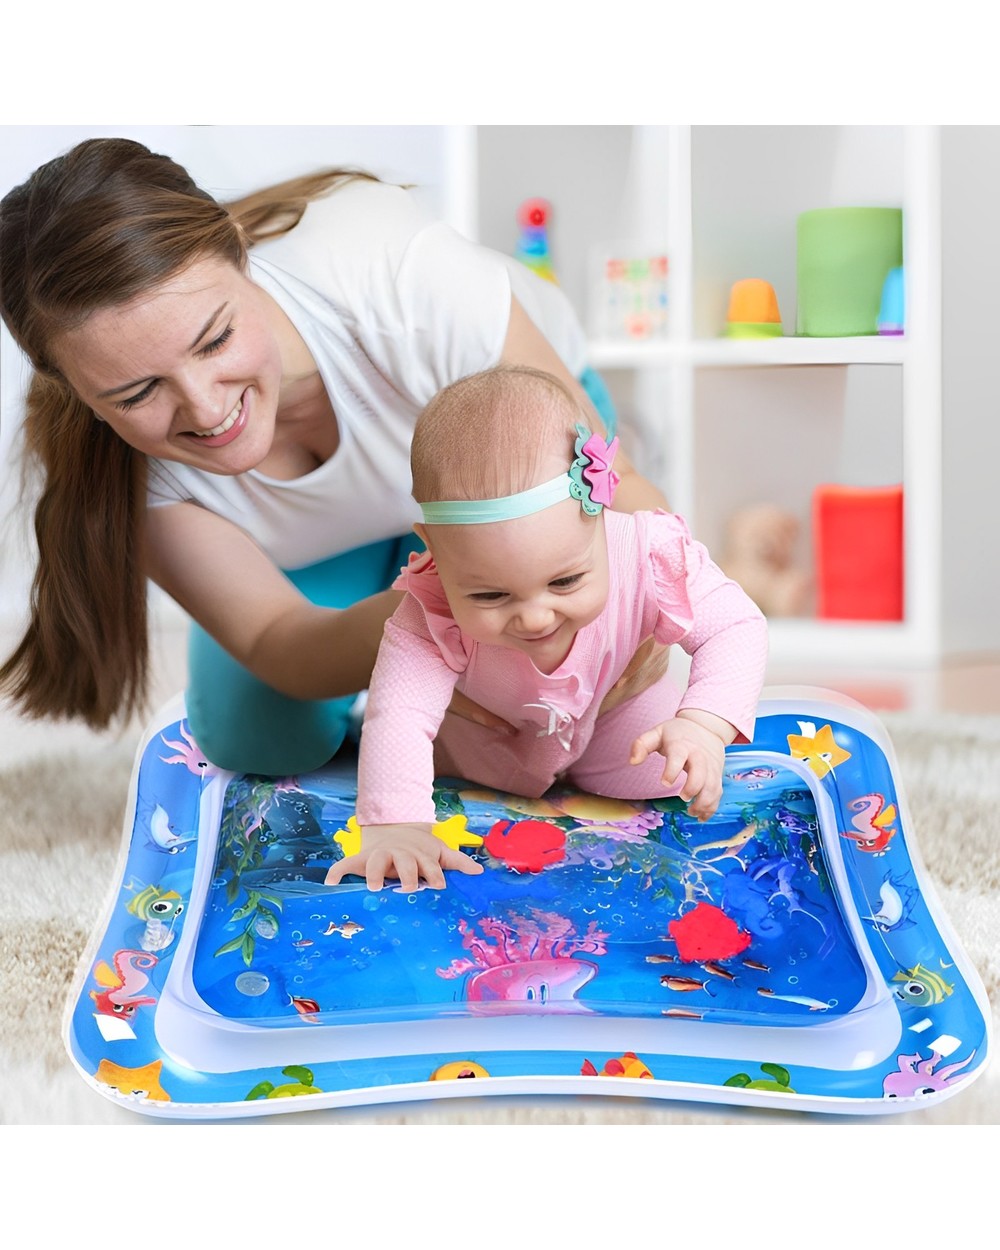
[115, 383, 156, 412]
[198, 324, 234, 356]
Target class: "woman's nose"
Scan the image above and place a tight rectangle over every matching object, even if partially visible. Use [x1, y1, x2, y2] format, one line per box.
[176, 370, 227, 428]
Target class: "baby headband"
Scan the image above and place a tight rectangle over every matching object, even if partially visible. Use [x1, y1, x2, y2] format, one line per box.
[420, 424, 620, 526]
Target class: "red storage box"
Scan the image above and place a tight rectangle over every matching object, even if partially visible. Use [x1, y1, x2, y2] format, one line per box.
[813, 484, 904, 621]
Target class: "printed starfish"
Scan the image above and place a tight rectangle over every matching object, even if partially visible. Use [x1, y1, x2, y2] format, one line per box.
[786, 722, 851, 778]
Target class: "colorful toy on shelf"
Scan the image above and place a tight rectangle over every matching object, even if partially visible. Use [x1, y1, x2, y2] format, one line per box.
[796, 207, 903, 337]
[589, 246, 669, 340]
[64, 688, 990, 1119]
[878, 266, 905, 336]
[725, 278, 783, 339]
[515, 197, 557, 284]
[813, 483, 904, 621]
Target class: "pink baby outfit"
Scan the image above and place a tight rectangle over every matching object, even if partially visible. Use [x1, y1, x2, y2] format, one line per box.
[357, 509, 768, 825]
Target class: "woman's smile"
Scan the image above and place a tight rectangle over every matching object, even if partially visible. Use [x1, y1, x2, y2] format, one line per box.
[187, 391, 249, 445]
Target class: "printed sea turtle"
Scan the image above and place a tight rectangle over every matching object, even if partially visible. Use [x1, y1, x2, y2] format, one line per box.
[723, 1062, 795, 1093]
[245, 1065, 322, 1100]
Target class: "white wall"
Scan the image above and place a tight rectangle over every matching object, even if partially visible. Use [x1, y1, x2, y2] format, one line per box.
[0, 124, 471, 629]
[940, 127, 1000, 655]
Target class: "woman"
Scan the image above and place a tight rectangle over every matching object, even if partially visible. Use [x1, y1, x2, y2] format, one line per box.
[0, 137, 668, 774]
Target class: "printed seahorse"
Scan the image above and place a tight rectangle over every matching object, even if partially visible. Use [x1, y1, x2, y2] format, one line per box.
[840, 793, 897, 855]
[89, 949, 159, 1020]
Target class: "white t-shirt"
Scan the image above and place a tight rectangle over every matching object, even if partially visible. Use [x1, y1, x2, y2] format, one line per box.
[147, 180, 587, 571]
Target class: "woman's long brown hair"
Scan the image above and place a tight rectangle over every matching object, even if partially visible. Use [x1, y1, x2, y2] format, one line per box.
[0, 137, 373, 729]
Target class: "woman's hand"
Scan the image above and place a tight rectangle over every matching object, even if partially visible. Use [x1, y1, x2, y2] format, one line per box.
[597, 636, 671, 717]
[444, 690, 517, 735]
[324, 822, 484, 892]
[630, 709, 736, 821]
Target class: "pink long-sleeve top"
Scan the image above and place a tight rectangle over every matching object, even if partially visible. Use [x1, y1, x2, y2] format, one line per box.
[357, 509, 768, 826]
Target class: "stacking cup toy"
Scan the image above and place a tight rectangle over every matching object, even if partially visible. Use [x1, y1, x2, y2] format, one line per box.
[725, 278, 783, 338]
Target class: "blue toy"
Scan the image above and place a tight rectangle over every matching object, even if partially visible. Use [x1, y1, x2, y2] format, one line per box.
[65, 687, 991, 1118]
[878, 266, 905, 335]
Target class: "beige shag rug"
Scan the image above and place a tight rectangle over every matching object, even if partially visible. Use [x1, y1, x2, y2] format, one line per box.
[1, 710, 996, 1126]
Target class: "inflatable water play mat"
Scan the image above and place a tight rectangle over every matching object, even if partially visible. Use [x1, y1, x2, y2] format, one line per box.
[66, 687, 991, 1118]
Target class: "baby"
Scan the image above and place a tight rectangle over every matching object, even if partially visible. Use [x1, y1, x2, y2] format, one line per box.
[326, 365, 768, 890]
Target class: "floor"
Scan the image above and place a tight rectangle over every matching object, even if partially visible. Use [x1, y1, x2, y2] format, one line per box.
[1, 619, 1000, 765]
[766, 653, 1000, 716]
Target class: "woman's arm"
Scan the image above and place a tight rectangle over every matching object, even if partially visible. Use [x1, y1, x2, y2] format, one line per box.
[144, 500, 395, 699]
[500, 295, 669, 514]
[145, 500, 518, 731]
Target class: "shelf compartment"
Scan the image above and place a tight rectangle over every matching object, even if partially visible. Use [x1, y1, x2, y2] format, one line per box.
[588, 336, 909, 370]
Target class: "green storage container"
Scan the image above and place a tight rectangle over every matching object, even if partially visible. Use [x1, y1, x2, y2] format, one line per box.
[796, 207, 903, 337]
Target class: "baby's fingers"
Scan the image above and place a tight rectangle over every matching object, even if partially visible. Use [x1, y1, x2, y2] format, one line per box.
[682, 767, 723, 822]
[678, 757, 706, 805]
[629, 728, 664, 767]
[441, 847, 485, 878]
[325, 854, 364, 887]
[658, 740, 695, 788]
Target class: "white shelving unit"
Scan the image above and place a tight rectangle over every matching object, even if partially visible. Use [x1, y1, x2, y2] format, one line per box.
[474, 125, 943, 669]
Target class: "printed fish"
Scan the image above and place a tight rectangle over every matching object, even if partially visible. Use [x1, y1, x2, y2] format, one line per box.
[727, 767, 778, 788]
[660, 974, 712, 993]
[126, 885, 185, 952]
[892, 964, 954, 1007]
[581, 1052, 654, 1079]
[757, 988, 830, 1011]
[126, 884, 185, 922]
[289, 995, 322, 1023]
[324, 921, 364, 939]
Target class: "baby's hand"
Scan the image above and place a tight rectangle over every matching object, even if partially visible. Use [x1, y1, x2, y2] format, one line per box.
[630, 710, 735, 821]
[324, 822, 484, 892]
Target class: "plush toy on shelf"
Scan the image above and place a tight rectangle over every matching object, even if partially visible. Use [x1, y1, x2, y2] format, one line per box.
[718, 503, 813, 618]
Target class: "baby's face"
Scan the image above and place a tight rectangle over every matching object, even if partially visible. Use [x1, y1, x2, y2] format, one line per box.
[427, 498, 609, 674]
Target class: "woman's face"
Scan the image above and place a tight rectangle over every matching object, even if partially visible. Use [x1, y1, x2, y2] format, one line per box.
[53, 255, 292, 473]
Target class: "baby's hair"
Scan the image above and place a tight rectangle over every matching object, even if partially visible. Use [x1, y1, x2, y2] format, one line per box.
[411, 365, 586, 504]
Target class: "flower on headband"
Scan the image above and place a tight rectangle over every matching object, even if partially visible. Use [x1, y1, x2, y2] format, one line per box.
[568, 424, 620, 515]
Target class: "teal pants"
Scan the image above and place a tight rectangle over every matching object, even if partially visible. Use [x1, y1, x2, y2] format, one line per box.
[185, 367, 617, 775]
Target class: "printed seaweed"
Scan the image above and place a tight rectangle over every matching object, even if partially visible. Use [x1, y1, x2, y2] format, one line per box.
[214, 777, 288, 966]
